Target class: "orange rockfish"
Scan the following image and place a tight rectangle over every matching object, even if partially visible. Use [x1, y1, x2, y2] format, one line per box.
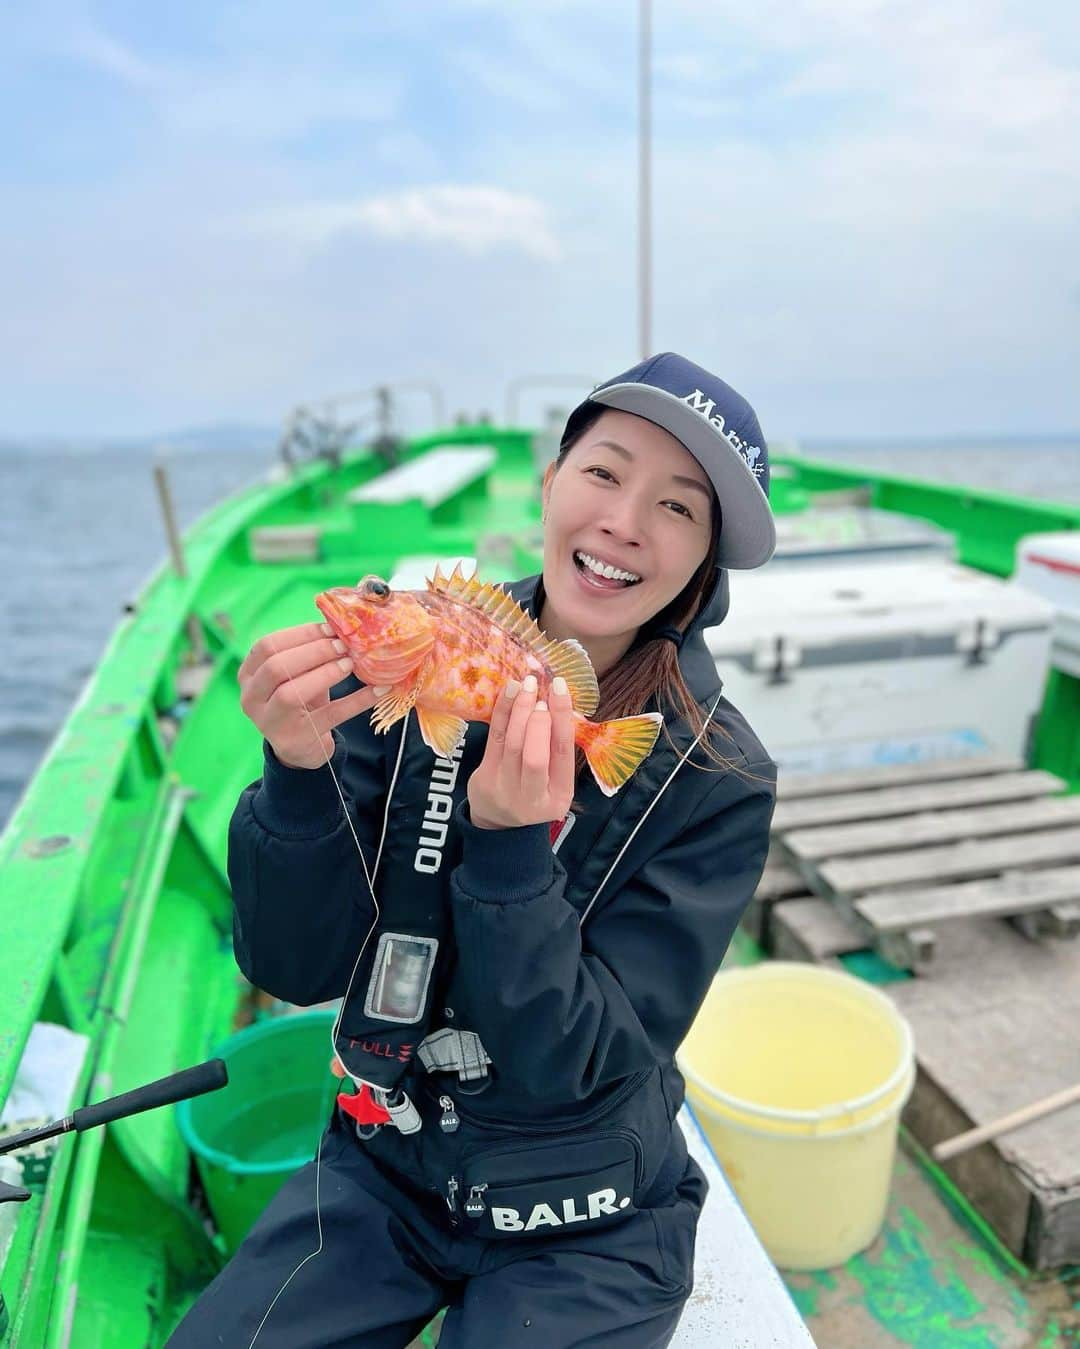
[315, 564, 662, 797]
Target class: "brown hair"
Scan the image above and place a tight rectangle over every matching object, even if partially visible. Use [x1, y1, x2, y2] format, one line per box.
[548, 407, 750, 778]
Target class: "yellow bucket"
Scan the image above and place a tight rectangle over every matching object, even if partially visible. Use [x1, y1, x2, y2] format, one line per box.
[677, 962, 915, 1270]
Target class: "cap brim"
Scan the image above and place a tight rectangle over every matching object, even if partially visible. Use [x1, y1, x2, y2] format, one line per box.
[588, 384, 776, 569]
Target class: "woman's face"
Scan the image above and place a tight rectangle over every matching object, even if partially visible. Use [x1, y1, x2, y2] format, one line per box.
[539, 409, 714, 672]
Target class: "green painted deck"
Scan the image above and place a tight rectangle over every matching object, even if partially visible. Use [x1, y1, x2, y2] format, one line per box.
[785, 1146, 1080, 1347]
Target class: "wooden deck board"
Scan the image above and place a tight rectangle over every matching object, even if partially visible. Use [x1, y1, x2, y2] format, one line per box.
[854, 864, 1080, 931]
[772, 770, 1066, 832]
[754, 860, 808, 902]
[770, 898, 868, 963]
[783, 795, 1080, 863]
[740, 852, 813, 946]
[820, 826, 1080, 894]
[776, 753, 1022, 801]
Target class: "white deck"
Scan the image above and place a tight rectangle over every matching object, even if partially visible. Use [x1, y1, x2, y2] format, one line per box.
[388, 556, 477, 591]
[673, 1104, 817, 1347]
[348, 446, 495, 508]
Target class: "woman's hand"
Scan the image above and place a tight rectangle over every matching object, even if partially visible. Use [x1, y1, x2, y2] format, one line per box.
[237, 621, 389, 770]
[467, 674, 576, 829]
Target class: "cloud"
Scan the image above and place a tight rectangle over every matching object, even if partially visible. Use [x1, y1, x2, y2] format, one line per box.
[164, 73, 398, 141]
[660, 0, 1080, 142]
[58, 18, 401, 143]
[65, 26, 164, 91]
[3, 0, 1078, 438]
[450, 48, 567, 114]
[247, 185, 562, 261]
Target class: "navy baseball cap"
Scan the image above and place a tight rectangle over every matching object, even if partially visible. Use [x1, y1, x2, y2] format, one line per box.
[562, 352, 775, 569]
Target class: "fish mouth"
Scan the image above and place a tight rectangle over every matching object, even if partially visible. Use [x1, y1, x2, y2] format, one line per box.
[315, 589, 354, 635]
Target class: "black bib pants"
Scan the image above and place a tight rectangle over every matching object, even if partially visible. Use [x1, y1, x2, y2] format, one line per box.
[167, 1107, 705, 1349]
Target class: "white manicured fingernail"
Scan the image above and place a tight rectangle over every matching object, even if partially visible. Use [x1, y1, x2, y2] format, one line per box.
[320, 622, 333, 636]
[373, 685, 391, 696]
[552, 676, 567, 697]
[523, 674, 537, 693]
[337, 656, 353, 671]
[504, 679, 521, 700]
[535, 700, 548, 712]
[332, 639, 346, 654]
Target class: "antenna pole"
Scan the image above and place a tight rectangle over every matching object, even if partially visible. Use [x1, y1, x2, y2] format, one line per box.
[638, 0, 652, 361]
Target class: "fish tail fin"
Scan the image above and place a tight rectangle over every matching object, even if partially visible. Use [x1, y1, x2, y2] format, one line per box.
[575, 712, 663, 797]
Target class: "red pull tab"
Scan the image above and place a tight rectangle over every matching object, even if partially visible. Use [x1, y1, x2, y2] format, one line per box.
[337, 1084, 391, 1126]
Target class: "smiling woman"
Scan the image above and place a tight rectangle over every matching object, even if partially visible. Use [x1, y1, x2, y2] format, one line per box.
[541, 415, 715, 662]
[169, 352, 779, 1349]
[537, 353, 771, 770]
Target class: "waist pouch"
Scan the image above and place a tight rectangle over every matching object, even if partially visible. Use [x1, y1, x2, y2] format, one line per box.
[461, 1133, 640, 1238]
[401, 1064, 676, 1240]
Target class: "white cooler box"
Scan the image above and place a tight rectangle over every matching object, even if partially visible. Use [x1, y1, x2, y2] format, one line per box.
[770, 506, 954, 567]
[1013, 533, 1080, 678]
[707, 559, 1055, 776]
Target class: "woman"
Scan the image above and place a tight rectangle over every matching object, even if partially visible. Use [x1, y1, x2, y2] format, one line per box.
[169, 353, 777, 1349]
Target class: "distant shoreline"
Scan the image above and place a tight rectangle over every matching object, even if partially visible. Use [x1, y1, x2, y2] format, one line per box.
[801, 432, 1080, 451]
[2, 430, 1078, 457]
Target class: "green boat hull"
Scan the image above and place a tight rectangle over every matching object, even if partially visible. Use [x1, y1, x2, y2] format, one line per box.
[1, 427, 1078, 1345]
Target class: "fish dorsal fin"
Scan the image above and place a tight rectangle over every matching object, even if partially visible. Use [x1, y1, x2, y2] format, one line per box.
[427, 563, 599, 717]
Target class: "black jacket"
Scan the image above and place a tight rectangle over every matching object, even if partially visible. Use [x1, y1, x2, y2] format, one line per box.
[228, 569, 776, 1208]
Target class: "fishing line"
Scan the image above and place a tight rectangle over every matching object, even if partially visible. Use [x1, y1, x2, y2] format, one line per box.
[244, 632, 409, 1349]
[579, 689, 723, 926]
[238, 621, 723, 1342]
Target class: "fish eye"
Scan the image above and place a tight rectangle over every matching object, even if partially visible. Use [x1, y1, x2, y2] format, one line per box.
[365, 579, 390, 600]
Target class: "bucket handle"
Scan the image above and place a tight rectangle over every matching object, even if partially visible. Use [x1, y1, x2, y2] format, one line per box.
[812, 1102, 857, 1135]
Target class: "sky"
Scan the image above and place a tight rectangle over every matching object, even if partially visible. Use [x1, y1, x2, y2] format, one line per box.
[2, 0, 1079, 442]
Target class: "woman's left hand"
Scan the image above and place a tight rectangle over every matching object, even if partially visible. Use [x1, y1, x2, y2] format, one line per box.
[467, 674, 576, 829]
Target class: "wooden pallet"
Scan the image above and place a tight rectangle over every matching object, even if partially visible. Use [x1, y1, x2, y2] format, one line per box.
[736, 755, 1080, 1268]
[769, 756, 1079, 971]
[738, 854, 811, 947]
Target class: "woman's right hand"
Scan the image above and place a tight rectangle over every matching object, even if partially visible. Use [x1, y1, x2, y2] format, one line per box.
[237, 621, 389, 770]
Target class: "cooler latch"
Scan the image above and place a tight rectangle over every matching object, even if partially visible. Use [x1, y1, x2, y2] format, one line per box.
[957, 617, 999, 665]
[753, 635, 802, 685]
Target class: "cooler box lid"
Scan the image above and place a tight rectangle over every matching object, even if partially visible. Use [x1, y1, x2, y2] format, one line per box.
[771, 507, 954, 565]
[707, 559, 1054, 666]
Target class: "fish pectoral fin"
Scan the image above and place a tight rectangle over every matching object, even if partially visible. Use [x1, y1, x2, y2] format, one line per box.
[370, 656, 433, 734]
[415, 706, 468, 758]
[371, 686, 417, 733]
[547, 638, 599, 718]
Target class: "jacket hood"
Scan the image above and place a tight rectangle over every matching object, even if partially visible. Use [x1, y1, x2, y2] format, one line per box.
[675, 565, 728, 703]
[690, 566, 730, 631]
[509, 565, 729, 710]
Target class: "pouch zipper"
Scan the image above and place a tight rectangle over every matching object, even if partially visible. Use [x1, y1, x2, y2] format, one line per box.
[454, 1126, 645, 1189]
[433, 1067, 650, 1137]
[464, 1182, 488, 1218]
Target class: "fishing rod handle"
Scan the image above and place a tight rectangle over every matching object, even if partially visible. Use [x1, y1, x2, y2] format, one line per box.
[72, 1059, 228, 1133]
